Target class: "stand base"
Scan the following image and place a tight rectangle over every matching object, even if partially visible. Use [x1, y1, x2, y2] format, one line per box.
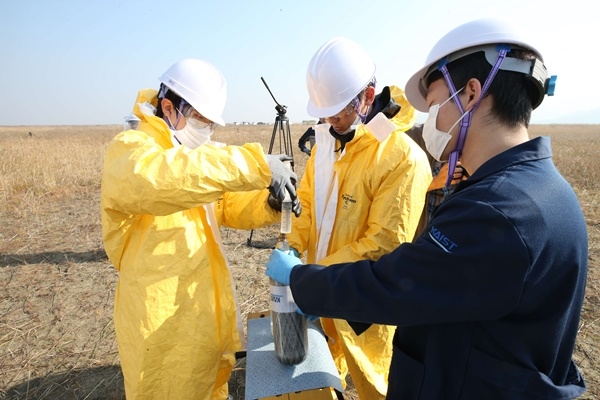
[244, 312, 343, 400]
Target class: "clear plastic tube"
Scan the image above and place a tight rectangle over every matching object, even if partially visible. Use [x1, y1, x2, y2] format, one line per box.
[280, 193, 292, 234]
[280, 159, 293, 234]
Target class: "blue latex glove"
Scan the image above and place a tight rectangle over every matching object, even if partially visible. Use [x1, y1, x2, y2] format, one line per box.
[289, 247, 300, 258]
[266, 248, 302, 286]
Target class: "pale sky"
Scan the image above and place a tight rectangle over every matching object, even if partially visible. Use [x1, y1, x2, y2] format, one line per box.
[2, 0, 599, 126]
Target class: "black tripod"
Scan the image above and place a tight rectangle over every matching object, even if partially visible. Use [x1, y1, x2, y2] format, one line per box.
[247, 77, 295, 248]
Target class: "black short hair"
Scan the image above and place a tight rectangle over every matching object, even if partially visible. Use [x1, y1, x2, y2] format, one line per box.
[155, 84, 184, 119]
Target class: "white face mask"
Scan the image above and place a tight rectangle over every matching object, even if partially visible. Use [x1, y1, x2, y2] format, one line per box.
[422, 88, 467, 162]
[170, 118, 214, 149]
[338, 115, 361, 135]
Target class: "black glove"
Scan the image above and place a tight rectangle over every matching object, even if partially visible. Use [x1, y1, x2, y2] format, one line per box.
[265, 154, 298, 203]
[267, 193, 302, 217]
[302, 148, 311, 156]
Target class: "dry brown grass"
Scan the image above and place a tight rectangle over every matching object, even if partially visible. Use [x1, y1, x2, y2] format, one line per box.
[0, 123, 598, 399]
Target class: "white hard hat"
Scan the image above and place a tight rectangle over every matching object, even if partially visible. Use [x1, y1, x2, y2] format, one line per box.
[405, 18, 553, 112]
[306, 36, 376, 118]
[159, 59, 227, 126]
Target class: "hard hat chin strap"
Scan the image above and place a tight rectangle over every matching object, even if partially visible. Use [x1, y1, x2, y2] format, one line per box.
[159, 84, 184, 130]
[158, 84, 169, 99]
[353, 78, 376, 123]
[438, 46, 509, 187]
[352, 97, 369, 123]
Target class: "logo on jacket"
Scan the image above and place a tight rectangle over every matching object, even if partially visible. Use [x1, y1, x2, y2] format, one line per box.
[341, 193, 356, 210]
[429, 226, 458, 253]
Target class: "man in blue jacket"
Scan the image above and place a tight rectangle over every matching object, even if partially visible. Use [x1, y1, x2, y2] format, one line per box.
[265, 18, 588, 399]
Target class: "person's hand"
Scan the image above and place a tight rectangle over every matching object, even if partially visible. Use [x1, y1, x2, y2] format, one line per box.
[428, 162, 465, 191]
[302, 148, 311, 156]
[451, 162, 465, 185]
[265, 154, 298, 203]
[267, 193, 302, 217]
[266, 248, 302, 286]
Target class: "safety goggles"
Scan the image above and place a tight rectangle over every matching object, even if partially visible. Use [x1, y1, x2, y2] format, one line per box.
[326, 98, 357, 120]
[179, 102, 216, 130]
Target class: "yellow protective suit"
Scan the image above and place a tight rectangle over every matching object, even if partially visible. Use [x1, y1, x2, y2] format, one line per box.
[287, 86, 432, 399]
[101, 89, 280, 400]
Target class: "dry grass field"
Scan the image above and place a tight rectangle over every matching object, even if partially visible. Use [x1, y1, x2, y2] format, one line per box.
[0, 123, 599, 400]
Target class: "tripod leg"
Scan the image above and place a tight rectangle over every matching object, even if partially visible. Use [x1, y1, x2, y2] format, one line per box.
[248, 116, 281, 248]
[283, 117, 294, 168]
[247, 229, 255, 246]
[268, 119, 278, 154]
